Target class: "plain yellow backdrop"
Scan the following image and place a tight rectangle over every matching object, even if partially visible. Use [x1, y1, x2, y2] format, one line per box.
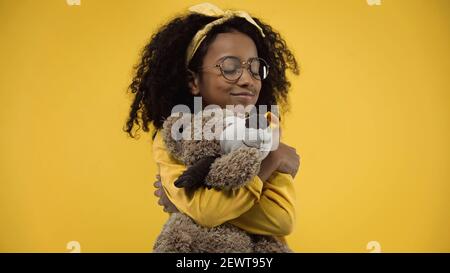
[0, 0, 449, 252]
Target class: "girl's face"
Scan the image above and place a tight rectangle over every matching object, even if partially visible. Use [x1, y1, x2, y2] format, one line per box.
[189, 31, 262, 108]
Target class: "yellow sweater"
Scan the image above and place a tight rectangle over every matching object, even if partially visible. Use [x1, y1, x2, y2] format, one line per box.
[152, 130, 296, 239]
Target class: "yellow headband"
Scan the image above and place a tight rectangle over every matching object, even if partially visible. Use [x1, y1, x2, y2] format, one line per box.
[185, 2, 266, 66]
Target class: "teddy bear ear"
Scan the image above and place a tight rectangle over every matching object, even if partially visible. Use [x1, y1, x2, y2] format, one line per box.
[244, 112, 271, 130]
[162, 113, 191, 160]
[265, 111, 280, 129]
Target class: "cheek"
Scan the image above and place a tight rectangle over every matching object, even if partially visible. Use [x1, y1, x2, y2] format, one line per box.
[255, 82, 262, 97]
[256, 82, 262, 93]
[204, 76, 232, 95]
[198, 76, 232, 104]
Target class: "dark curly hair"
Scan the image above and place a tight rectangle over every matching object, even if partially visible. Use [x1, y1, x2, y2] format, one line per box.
[124, 11, 299, 139]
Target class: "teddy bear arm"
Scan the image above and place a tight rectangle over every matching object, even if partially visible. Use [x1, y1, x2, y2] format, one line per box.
[205, 146, 262, 190]
[174, 155, 219, 190]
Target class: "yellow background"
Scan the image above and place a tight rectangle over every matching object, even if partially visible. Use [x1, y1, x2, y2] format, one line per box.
[0, 0, 449, 252]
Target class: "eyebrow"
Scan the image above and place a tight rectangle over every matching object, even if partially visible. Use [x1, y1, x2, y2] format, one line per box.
[215, 55, 258, 63]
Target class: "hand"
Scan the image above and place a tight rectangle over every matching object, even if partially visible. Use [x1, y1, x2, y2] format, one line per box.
[273, 142, 300, 178]
[153, 174, 179, 213]
[258, 142, 300, 181]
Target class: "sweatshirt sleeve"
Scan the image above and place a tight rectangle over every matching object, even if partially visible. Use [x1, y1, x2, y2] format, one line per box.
[228, 171, 297, 236]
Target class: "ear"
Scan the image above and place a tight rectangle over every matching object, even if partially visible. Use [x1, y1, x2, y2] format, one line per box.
[187, 69, 200, 96]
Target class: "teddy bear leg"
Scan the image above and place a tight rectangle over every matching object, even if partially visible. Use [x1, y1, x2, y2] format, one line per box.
[251, 235, 293, 253]
[194, 224, 254, 253]
[152, 213, 194, 253]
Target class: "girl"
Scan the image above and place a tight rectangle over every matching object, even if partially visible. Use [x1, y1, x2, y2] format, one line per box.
[124, 2, 300, 251]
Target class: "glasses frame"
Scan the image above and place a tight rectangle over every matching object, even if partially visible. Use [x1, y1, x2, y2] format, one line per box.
[199, 56, 270, 81]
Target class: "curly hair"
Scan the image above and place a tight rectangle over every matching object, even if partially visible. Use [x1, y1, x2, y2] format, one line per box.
[124, 12, 299, 139]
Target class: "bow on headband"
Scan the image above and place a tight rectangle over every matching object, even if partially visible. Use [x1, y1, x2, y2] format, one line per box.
[185, 2, 265, 66]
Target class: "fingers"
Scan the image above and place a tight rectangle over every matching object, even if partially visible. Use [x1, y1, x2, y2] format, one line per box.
[164, 203, 179, 213]
[293, 155, 301, 178]
[278, 153, 301, 178]
[158, 194, 179, 213]
[154, 176, 163, 196]
[154, 173, 162, 188]
[157, 191, 169, 206]
[153, 174, 178, 213]
[154, 188, 162, 197]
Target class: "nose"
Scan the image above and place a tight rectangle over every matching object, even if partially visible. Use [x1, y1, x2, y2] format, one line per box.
[237, 65, 254, 87]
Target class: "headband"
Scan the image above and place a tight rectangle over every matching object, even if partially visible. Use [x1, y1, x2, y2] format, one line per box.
[185, 2, 265, 66]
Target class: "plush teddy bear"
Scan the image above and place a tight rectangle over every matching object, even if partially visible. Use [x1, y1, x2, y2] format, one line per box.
[152, 108, 292, 253]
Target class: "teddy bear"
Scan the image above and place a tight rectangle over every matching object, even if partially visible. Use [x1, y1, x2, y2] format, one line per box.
[152, 107, 292, 253]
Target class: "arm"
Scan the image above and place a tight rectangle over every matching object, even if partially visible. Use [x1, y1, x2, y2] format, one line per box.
[228, 171, 296, 236]
[227, 142, 298, 236]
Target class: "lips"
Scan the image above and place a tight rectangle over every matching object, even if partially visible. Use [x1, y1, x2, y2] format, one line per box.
[230, 91, 255, 97]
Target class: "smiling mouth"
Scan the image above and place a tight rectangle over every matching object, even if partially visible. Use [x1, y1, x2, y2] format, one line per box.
[230, 92, 255, 97]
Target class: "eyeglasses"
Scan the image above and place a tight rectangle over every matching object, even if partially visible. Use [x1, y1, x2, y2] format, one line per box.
[199, 56, 270, 81]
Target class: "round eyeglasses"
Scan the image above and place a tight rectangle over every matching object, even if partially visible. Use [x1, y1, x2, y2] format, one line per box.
[199, 56, 270, 81]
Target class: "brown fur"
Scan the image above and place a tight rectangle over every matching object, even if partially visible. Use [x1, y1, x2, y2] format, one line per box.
[154, 110, 292, 253]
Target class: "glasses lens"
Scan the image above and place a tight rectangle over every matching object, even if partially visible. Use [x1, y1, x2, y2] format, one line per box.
[250, 58, 269, 80]
[221, 57, 242, 81]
